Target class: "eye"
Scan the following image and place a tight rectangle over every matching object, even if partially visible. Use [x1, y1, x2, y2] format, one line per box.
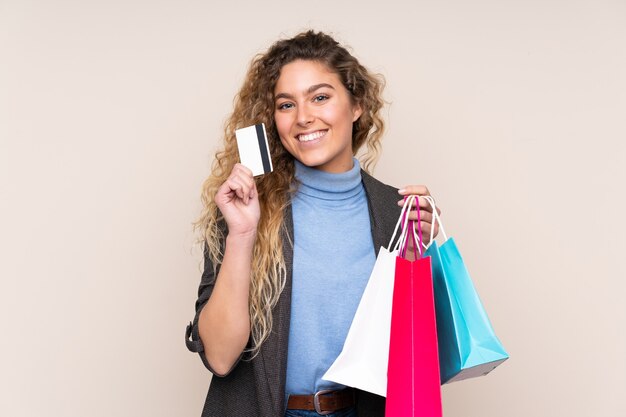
[313, 94, 329, 103]
[277, 102, 294, 110]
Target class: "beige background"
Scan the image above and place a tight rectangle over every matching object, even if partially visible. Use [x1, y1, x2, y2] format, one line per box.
[1, 0, 625, 416]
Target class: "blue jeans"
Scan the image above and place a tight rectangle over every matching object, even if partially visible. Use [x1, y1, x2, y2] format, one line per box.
[284, 406, 357, 417]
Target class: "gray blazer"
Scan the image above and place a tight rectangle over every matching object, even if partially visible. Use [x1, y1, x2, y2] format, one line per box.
[185, 171, 402, 417]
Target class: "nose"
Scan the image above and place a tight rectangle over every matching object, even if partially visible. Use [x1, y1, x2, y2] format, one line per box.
[296, 104, 314, 127]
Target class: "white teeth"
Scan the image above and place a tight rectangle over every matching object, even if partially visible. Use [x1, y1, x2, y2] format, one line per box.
[297, 131, 326, 142]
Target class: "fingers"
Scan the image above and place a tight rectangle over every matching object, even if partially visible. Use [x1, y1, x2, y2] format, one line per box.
[396, 185, 441, 242]
[398, 185, 431, 197]
[396, 195, 436, 213]
[218, 164, 256, 205]
[403, 220, 438, 250]
[406, 209, 438, 232]
[403, 208, 432, 223]
[405, 217, 440, 245]
[418, 219, 439, 241]
[397, 185, 441, 216]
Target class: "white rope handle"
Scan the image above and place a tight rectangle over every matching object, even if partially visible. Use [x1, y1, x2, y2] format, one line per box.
[422, 195, 447, 250]
[387, 195, 417, 251]
[387, 195, 424, 258]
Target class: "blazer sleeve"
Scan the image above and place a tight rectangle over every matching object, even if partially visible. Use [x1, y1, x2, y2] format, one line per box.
[184, 225, 246, 377]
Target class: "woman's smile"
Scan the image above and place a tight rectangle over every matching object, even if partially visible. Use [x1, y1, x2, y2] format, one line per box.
[296, 130, 328, 142]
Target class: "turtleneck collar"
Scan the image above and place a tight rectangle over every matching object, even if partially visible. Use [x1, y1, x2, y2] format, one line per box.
[294, 158, 363, 201]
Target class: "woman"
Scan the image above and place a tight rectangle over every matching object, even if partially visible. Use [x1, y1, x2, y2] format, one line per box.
[185, 30, 440, 417]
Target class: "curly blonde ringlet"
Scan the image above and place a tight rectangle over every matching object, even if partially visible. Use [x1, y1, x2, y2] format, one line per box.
[195, 30, 386, 358]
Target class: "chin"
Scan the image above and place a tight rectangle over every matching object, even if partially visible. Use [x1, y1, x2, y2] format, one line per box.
[295, 154, 326, 167]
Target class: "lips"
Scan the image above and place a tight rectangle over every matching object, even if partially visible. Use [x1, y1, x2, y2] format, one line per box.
[296, 130, 327, 142]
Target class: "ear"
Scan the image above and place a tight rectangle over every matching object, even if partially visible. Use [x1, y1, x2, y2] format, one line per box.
[352, 101, 363, 122]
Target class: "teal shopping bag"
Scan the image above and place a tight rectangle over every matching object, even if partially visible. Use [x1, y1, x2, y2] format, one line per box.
[423, 197, 509, 384]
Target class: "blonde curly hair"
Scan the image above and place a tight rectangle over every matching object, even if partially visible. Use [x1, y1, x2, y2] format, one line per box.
[195, 30, 386, 357]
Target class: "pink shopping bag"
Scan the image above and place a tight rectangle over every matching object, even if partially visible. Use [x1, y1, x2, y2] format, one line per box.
[386, 212, 442, 417]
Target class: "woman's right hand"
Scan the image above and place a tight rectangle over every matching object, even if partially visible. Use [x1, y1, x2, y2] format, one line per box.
[215, 163, 261, 237]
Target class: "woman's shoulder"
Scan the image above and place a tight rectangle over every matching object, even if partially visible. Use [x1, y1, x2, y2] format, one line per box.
[361, 170, 399, 199]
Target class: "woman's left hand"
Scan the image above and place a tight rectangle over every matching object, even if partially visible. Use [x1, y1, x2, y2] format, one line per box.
[397, 185, 441, 248]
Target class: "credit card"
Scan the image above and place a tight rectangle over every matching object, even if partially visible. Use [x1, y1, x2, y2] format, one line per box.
[235, 123, 273, 176]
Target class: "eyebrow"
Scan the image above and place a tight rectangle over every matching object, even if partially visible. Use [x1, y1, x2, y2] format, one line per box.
[274, 83, 336, 100]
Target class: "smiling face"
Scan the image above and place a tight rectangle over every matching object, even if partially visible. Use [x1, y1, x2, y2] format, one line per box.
[273, 60, 363, 173]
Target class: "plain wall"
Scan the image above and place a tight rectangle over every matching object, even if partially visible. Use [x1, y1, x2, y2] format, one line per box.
[1, 0, 624, 416]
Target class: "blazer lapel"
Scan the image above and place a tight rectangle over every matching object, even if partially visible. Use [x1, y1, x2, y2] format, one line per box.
[255, 204, 294, 417]
[361, 170, 402, 254]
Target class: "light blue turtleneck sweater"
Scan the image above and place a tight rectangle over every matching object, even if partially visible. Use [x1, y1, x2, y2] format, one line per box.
[285, 158, 376, 396]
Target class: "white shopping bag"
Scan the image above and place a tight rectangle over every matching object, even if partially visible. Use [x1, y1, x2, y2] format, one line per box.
[322, 196, 418, 397]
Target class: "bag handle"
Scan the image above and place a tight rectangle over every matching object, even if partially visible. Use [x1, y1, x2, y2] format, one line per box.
[400, 218, 423, 259]
[421, 195, 447, 250]
[397, 197, 423, 259]
[388, 195, 417, 250]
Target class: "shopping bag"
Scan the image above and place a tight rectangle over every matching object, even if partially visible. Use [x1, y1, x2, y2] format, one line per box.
[386, 204, 442, 417]
[322, 197, 416, 397]
[423, 196, 509, 384]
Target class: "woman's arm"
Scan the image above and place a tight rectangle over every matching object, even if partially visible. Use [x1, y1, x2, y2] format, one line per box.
[197, 164, 260, 376]
[198, 232, 255, 376]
